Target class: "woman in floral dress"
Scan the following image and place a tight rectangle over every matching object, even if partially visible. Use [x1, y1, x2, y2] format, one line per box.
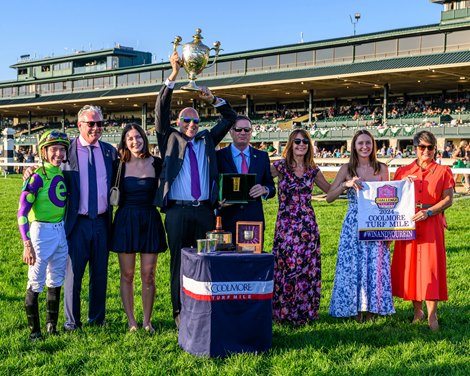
[327, 130, 395, 321]
[270, 129, 330, 325]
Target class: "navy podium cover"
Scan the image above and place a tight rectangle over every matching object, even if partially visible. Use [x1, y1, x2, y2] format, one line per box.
[178, 248, 274, 357]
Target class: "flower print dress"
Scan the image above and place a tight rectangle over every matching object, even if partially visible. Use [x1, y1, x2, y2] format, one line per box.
[272, 159, 322, 325]
[329, 188, 395, 317]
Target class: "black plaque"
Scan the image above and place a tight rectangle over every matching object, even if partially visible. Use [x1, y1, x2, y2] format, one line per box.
[219, 173, 256, 204]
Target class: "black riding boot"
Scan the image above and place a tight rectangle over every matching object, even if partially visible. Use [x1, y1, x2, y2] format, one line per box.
[25, 287, 42, 340]
[46, 286, 61, 335]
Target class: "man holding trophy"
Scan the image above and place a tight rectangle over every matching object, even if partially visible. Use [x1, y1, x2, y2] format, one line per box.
[155, 49, 237, 327]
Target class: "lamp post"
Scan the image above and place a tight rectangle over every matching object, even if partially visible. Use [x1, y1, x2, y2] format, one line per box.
[350, 13, 361, 36]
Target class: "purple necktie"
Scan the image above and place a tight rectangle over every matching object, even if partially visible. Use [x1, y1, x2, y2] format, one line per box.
[240, 152, 249, 174]
[87, 145, 98, 219]
[187, 142, 201, 200]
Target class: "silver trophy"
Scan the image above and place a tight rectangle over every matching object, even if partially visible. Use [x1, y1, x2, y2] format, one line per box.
[172, 28, 221, 91]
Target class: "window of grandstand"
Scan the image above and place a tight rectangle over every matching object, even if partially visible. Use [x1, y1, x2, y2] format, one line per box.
[93, 77, 112, 89]
[421, 33, 445, 54]
[139, 71, 151, 84]
[199, 63, 215, 77]
[296, 51, 314, 67]
[216, 61, 231, 75]
[150, 70, 162, 82]
[231, 59, 245, 74]
[279, 53, 296, 68]
[18, 68, 28, 75]
[39, 83, 52, 94]
[73, 79, 93, 91]
[375, 39, 398, 59]
[117, 74, 128, 87]
[18, 85, 34, 96]
[446, 29, 470, 51]
[247, 57, 263, 72]
[127, 73, 138, 86]
[41, 65, 51, 72]
[107, 56, 119, 70]
[398, 36, 421, 56]
[334, 46, 353, 63]
[176, 69, 186, 81]
[263, 55, 278, 70]
[53, 62, 72, 71]
[53, 81, 71, 92]
[315, 48, 334, 65]
[1, 87, 15, 97]
[355, 42, 375, 61]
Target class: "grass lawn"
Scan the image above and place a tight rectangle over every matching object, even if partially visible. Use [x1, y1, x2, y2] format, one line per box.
[0, 175, 468, 375]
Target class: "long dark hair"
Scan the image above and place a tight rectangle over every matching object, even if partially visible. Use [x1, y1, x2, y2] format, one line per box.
[282, 129, 316, 170]
[118, 123, 151, 162]
[348, 129, 381, 177]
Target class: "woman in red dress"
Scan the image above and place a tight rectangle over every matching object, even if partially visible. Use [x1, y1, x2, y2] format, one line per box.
[392, 130, 454, 330]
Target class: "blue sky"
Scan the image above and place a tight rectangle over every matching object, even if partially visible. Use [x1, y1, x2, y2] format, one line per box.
[0, 0, 442, 81]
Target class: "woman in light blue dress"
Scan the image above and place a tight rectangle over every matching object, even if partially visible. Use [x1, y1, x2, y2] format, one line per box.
[326, 130, 395, 320]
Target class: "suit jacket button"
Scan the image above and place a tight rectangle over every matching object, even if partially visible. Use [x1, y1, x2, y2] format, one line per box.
[240, 205, 244, 209]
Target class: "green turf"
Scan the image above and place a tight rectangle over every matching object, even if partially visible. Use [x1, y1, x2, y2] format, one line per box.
[0, 175, 468, 375]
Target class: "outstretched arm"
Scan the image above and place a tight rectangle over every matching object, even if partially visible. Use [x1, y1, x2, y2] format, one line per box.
[326, 165, 364, 203]
[155, 51, 181, 143]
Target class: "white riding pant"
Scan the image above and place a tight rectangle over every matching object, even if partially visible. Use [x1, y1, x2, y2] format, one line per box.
[27, 221, 68, 292]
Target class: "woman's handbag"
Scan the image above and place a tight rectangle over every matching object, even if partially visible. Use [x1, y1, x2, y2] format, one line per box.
[109, 161, 123, 206]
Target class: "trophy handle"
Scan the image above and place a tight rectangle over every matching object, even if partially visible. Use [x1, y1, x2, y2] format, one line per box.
[206, 41, 223, 69]
[172, 36, 182, 52]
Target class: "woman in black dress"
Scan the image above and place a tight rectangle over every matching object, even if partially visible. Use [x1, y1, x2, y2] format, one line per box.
[112, 123, 167, 332]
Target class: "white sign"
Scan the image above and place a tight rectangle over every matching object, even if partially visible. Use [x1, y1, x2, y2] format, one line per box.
[357, 180, 415, 241]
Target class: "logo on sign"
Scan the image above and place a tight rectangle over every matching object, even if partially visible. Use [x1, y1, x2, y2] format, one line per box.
[375, 184, 399, 209]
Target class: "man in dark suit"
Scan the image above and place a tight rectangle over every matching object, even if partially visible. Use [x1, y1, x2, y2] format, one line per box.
[155, 52, 237, 326]
[62, 105, 117, 330]
[216, 115, 276, 238]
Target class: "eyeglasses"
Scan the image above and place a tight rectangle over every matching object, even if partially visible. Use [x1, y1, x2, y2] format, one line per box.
[180, 117, 200, 124]
[81, 120, 103, 128]
[416, 144, 435, 151]
[293, 138, 310, 145]
[232, 127, 252, 133]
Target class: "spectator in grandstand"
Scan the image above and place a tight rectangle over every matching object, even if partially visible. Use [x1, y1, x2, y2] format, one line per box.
[25, 149, 35, 163]
[327, 130, 394, 321]
[452, 140, 470, 193]
[379, 145, 387, 157]
[216, 115, 275, 239]
[270, 129, 330, 325]
[155, 51, 236, 327]
[111, 124, 166, 333]
[442, 144, 453, 158]
[16, 147, 25, 174]
[392, 130, 454, 330]
[18, 130, 70, 340]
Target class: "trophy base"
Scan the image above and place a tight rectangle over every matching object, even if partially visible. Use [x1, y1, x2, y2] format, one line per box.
[181, 81, 202, 92]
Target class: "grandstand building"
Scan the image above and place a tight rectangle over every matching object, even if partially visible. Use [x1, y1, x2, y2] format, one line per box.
[1, 0, 470, 154]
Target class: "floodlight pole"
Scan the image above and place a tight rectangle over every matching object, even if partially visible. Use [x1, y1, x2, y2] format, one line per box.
[350, 13, 361, 36]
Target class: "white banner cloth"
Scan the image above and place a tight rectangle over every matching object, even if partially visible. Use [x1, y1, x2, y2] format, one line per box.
[357, 180, 415, 241]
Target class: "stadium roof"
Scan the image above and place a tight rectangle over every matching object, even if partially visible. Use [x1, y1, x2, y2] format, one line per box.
[2, 48, 470, 117]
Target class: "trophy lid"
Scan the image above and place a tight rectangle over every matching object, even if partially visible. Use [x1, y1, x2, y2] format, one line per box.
[193, 28, 204, 44]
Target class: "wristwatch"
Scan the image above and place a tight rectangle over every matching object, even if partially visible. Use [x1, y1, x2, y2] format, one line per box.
[426, 209, 433, 217]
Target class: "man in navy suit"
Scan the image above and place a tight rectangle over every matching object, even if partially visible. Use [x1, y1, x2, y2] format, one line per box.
[61, 105, 117, 331]
[155, 52, 237, 326]
[216, 115, 276, 239]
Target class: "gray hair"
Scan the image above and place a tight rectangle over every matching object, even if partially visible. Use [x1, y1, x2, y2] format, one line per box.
[77, 105, 103, 121]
